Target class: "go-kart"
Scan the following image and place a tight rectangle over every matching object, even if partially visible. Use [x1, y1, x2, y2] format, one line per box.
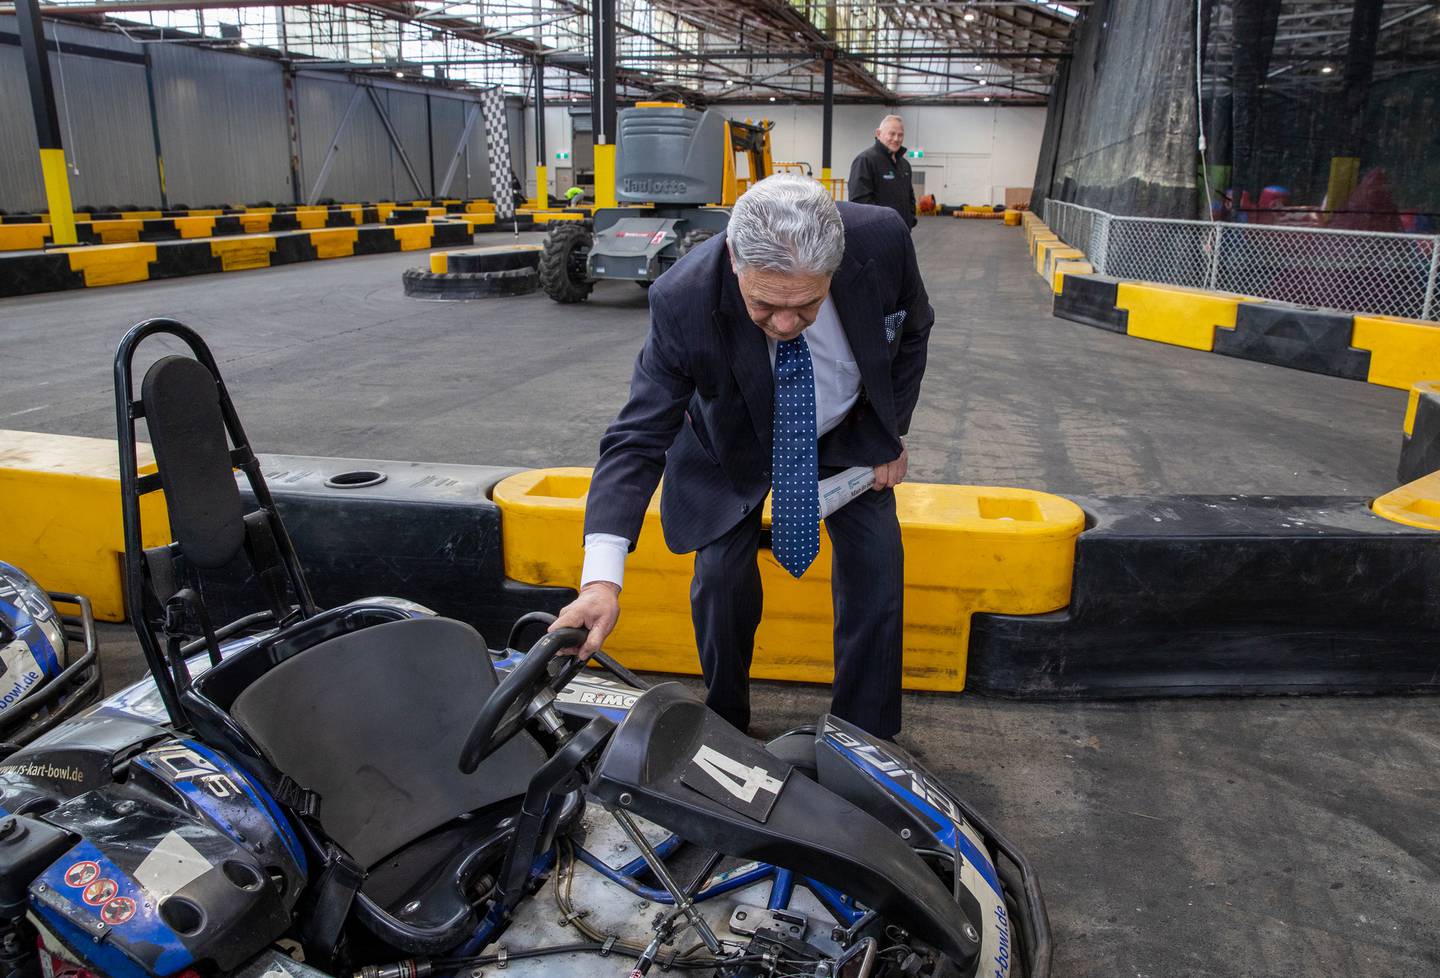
[0, 318, 1049, 978]
[0, 560, 100, 754]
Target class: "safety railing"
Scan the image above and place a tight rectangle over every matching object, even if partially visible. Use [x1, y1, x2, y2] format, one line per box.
[1043, 199, 1440, 322]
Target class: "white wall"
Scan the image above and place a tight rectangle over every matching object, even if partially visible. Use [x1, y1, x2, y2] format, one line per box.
[729, 103, 1046, 206]
[524, 102, 1046, 205]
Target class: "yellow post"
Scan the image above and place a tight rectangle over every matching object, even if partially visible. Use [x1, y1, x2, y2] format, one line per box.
[820, 165, 832, 196]
[1325, 156, 1361, 219]
[594, 143, 617, 209]
[531, 163, 548, 208]
[39, 147, 77, 246]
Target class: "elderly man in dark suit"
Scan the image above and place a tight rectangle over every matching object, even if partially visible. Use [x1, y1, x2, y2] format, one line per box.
[550, 174, 933, 739]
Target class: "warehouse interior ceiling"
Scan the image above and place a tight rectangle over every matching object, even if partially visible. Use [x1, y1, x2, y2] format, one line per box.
[1204, 0, 1440, 94]
[1, 0, 1086, 104]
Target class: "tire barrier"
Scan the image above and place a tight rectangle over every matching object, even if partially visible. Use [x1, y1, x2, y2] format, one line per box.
[1398, 381, 1440, 483]
[402, 245, 542, 299]
[967, 492, 1440, 698]
[0, 221, 474, 298]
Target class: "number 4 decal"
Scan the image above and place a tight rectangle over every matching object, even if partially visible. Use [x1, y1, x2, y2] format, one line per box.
[691, 744, 784, 804]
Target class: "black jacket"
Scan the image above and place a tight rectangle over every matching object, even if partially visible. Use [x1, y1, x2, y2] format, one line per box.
[584, 202, 934, 554]
[848, 140, 917, 229]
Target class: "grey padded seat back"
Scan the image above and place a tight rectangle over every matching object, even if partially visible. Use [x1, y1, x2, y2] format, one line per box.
[230, 616, 545, 868]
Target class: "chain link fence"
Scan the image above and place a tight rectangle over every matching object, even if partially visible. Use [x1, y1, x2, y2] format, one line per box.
[1043, 200, 1440, 322]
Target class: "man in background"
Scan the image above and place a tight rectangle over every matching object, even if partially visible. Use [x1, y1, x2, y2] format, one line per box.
[848, 115, 917, 231]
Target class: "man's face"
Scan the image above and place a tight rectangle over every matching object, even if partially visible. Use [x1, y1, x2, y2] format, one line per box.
[733, 262, 831, 343]
[876, 119, 905, 154]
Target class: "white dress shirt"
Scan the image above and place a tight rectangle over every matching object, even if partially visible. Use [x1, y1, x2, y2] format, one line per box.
[582, 297, 860, 590]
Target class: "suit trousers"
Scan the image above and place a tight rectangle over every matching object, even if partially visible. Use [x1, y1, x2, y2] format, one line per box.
[689, 484, 905, 739]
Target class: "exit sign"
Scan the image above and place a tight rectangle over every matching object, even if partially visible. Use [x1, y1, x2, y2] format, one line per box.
[906, 149, 924, 159]
[554, 151, 571, 161]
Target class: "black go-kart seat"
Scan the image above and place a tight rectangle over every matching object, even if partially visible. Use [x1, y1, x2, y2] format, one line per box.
[229, 615, 546, 870]
[125, 332, 552, 955]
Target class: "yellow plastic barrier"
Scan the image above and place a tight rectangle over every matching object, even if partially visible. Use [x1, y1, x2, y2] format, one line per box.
[66, 243, 156, 287]
[297, 210, 330, 230]
[1051, 258, 1095, 294]
[94, 220, 143, 245]
[211, 236, 276, 272]
[1027, 228, 1058, 256]
[1402, 380, 1440, 436]
[1351, 315, 1440, 391]
[1035, 240, 1083, 278]
[309, 228, 358, 259]
[430, 252, 449, 274]
[239, 213, 274, 234]
[174, 216, 217, 239]
[0, 224, 49, 251]
[494, 468, 1084, 692]
[1004, 210, 1022, 226]
[0, 431, 171, 621]
[392, 224, 436, 250]
[1372, 470, 1440, 532]
[1116, 281, 1259, 352]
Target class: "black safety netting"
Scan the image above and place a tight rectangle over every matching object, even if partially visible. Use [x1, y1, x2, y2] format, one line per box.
[1034, 0, 1440, 232]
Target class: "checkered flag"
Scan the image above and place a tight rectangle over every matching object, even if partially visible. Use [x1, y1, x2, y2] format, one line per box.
[480, 87, 514, 220]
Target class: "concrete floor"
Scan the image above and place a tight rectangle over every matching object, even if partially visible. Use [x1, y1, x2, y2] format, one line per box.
[0, 220, 1409, 495]
[7, 220, 1437, 976]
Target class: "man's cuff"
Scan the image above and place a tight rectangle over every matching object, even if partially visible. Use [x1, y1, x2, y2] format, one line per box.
[581, 533, 630, 590]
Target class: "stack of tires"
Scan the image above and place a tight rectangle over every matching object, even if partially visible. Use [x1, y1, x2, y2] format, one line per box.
[403, 245, 543, 300]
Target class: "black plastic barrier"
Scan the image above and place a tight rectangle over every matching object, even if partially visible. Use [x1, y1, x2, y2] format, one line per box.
[967, 494, 1440, 698]
[206, 455, 574, 647]
[1399, 388, 1440, 484]
[1214, 304, 1370, 380]
[1052, 274, 1128, 333]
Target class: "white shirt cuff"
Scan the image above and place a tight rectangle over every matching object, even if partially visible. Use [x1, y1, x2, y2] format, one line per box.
[581, 533, 630, 590]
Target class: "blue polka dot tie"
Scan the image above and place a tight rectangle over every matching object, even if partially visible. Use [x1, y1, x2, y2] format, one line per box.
[771, 334, 820, 578]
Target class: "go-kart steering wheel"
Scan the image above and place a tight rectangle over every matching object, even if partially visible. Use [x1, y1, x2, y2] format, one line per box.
[458, 626, 589, 774]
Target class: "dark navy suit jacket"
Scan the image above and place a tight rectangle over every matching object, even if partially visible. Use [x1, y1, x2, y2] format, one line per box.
[584, 201, 934, 555]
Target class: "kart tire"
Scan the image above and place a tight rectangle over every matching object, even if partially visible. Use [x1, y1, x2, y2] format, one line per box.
[678, 227, 719, 258]
[540, 222, 595, 303]
[402, 266, 538, 300]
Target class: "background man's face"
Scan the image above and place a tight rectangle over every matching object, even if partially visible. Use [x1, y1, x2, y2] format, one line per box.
[734, 266, 832, 343]
[876, 119, 905, 154]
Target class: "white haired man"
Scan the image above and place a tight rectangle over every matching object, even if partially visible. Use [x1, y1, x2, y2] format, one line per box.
[848, 114, 917, 230]
[550, 174, 934, 739]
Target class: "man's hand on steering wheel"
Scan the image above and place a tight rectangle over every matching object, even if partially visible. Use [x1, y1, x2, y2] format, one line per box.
[550, 581, 619, 660]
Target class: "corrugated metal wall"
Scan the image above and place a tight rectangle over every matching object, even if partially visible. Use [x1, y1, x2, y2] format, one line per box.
[0, 14, 523, 213]
[150, 43, 292, 206]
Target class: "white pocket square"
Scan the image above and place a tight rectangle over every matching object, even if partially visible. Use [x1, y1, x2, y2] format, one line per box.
[883, 309, 907, 342]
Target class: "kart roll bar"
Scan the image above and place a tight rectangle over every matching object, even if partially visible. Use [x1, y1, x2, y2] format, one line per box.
[114, 318, 318, 729]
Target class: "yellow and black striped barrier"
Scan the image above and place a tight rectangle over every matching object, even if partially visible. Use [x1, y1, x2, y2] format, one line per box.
[1026, 212, 1440, 392]
[0, 220, 475, 298]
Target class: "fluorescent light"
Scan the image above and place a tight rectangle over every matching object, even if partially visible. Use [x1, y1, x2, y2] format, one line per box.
[1320, 65, 1334, 74]
[973, 63, 982, 70]
[963, 11, 976, 21]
